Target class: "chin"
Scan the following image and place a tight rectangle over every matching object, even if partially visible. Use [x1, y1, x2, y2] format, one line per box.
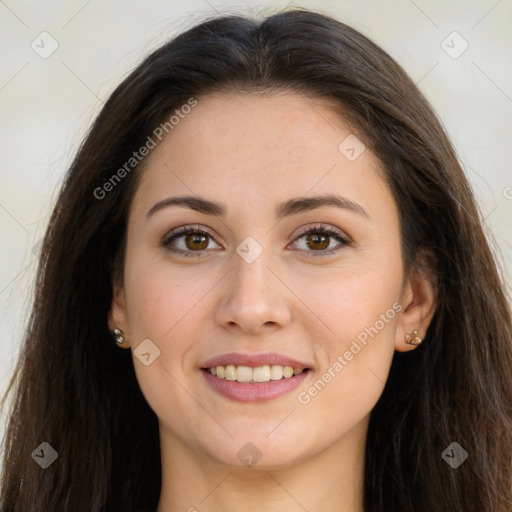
[204, 431, 314, 471]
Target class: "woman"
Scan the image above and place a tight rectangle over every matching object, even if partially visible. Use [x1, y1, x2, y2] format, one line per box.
[1, 8, 511, 512]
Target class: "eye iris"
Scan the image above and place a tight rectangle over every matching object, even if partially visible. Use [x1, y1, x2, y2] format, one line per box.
[186, 233, 208, 250]
[307, 233, 329, 250]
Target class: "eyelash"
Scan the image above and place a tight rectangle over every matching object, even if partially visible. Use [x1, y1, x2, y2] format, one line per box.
[160, 224, 351, 259]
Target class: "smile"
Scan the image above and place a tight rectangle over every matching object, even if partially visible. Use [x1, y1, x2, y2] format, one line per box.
[201, 366, 311, 403]
[205, 364, 307, 383]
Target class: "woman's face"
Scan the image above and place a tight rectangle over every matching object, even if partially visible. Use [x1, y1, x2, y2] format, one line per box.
[109, 92, 432, 470]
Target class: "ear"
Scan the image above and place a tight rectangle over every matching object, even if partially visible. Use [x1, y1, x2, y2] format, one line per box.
[395, 248, 437, 352]
[108, 280, 131, 349]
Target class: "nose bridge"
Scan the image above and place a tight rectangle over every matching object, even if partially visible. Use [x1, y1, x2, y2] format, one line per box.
[233, 248, 270, 298]
[230, 245, 274, 309]
[215, 240, 290, 332]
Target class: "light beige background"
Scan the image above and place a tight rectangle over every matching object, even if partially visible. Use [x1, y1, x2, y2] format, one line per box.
[1, 0, 511, 442]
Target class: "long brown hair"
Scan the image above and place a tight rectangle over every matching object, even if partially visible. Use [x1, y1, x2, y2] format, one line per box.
[1, 8, 511, 512]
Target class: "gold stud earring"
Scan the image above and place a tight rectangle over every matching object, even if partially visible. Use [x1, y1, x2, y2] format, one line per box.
[405, 329, 422, 345]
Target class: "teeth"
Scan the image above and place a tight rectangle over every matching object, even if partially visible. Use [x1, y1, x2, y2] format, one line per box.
[208, 364, 306, 383]
[236, 366, 253, 383]
[253, 365, 270, 382]
[225, 364, 237, 381]
[283, 366, 294, 378]
[270, 365, 283, 380]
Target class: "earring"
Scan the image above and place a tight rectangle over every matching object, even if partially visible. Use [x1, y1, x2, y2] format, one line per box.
[405, 329, 422, 345]
[112, 328, 125, 345]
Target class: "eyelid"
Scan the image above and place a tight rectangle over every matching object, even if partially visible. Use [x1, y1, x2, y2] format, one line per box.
[161, 224, 217, 246]
[288, 223, 351, 257]
[161, 223, 351, 257]
[160, 225, 221, 258]
[291, 223, 350, 243]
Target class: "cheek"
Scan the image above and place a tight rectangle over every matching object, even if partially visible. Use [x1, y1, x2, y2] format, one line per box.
[127, 274, 179, 335]
[292, 244, 403, 342]
[122, 250, 206, 398]
[295, 287, 399, 441]
[123, 248, 203, 341]
[122, 256, 201, 417]
[293, 246, 402, 417]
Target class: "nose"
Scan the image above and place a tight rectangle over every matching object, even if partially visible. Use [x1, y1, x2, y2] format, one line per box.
[215, 248, 292, 334]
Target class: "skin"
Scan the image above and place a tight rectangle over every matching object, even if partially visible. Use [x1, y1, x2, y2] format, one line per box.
[108, 92, 436, 512]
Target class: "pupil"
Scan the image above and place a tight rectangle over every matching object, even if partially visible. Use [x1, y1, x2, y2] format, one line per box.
[187, 233, 208, 250]
[308, 233, 329, 250]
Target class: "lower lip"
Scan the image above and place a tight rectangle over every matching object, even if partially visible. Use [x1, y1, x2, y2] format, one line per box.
[201, 369, 309, 403]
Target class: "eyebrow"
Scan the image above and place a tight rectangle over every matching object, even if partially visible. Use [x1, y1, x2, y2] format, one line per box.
[146, 193, 370, 221]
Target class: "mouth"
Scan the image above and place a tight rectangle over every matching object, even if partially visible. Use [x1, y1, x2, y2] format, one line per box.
[202, 364, 310, 383]
[200, 361, 311, 403]
[199, 352, 312, 402]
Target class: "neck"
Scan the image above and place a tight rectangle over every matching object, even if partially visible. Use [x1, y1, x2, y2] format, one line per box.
[156, 418, 368, 512]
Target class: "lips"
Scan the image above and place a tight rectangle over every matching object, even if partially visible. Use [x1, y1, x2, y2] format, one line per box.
[200, 352, 312, 402]
[200, 352, 311, 370]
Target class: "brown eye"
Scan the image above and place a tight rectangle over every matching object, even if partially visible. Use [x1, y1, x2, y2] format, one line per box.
[304, 232, 330, 251]
[184, 232, 209, 251]
[291, 225, 351, 257]
[161, 226, 220, 257]
[161, 224, 351, 259]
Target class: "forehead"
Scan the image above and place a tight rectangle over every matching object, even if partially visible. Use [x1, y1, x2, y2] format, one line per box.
[150, 91, 356, 166]
[131, 92, 392, 220]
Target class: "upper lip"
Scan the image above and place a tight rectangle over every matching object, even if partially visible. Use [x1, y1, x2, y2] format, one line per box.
[201, 352, 311, 370]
